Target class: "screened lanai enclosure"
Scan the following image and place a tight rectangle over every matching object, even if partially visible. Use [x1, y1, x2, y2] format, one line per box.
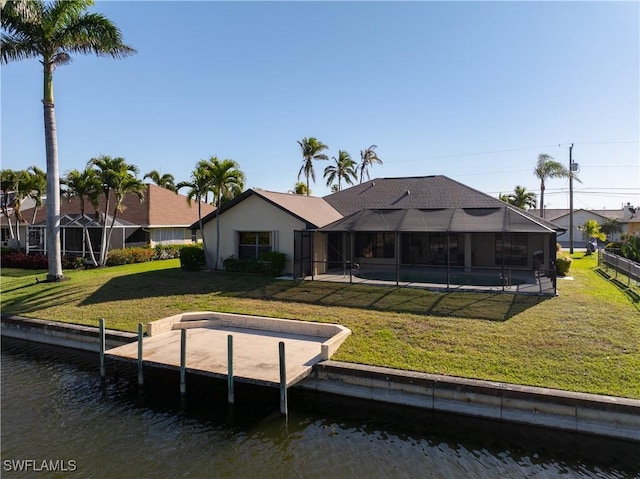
[293, 207, 560, 295]
[25, 214, 140, 257]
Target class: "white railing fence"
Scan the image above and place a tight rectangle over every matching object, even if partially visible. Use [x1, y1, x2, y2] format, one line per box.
[599, 249, 640, 283]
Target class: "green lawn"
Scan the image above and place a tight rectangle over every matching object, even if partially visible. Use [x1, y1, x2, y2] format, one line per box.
[1, 255, 638, 399]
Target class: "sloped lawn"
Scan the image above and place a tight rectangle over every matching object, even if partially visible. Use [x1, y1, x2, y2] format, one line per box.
[1, 254, 638, 398]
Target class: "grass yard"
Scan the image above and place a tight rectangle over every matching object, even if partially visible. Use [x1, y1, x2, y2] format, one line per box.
[1, 254, 638, 399]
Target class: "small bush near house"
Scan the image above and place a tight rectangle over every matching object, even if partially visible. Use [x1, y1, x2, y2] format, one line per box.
[1, 252, 48, 269]
[62, 256, 87, 269]
[105, 247, 154, 267]
[223, 251, 287, 276]
[556, 256, 572, 276]
[260, 251, 287, 276]
[180, 245, 205, 271]
[222, 255, 256, 273]
[153, 244, 182, 260]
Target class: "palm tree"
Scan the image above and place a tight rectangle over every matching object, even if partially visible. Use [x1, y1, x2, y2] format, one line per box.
[1, 0, 135, 281]
[197, 157, 245, 270]
[324, 150, 357, 192]
[1, 169, 20, 241]
[10, 169, 31, 247]
[578, 219, 606, 255]
[358, 145, 382, 184]
[503, 185, 536, 210]
[144, 170, 176, 192]
[600, 217, 623, 240]
[533, 154, 571, 219]
[62, 168, 100, 266]
[290, 182, 310, 195]
[25, 166, 47, 224]
[297, 137, 329, 196]
[177, 167, 215, 270]
[87, 155, 144, 266]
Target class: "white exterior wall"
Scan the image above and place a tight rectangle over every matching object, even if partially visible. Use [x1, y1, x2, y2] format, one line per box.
[202, 195, 306, 273]
[554, 211, 625, 247]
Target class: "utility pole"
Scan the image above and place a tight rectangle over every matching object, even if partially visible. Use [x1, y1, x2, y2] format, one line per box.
[569, 143, 574, 254]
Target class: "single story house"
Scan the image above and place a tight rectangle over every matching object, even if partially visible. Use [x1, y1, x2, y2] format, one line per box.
[194, 176, 565, 294]
[3, 184, 215, 255]
[532, 203, 639, 248]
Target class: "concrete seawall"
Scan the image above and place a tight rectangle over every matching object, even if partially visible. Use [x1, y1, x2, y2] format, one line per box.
[298, 361, 640, 442]
[1, 315, 136, 351]
[2, 314, 639, 442]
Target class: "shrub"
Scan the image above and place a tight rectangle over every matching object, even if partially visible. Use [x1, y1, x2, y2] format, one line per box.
[153, 244, 182, 260]
[105, 247, 154, 267]
[223, 251, 287, 276]
[180, 245, 205, 271]
[260, 251, 287, 276]
[62, 256, 87, 269]
[223, 255, 259, 273]
[1, 252, 48, 269]
[556, 256, 572, 276]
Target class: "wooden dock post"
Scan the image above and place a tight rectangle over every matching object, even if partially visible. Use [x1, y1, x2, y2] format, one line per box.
[279, 341, 287, 416]
[180, 328, 187, 395]
[137, 323, 144, 386]
[99, 318, 106, 378]
[227, 334, 234, 404]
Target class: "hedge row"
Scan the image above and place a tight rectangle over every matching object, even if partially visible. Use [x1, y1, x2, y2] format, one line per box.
[223, 251, 287, 276]
[1, 244, 185, 270]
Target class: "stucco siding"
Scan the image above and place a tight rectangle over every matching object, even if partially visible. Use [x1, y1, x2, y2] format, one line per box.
[554, 211, 625, 246]
[203, 195, 306, 273]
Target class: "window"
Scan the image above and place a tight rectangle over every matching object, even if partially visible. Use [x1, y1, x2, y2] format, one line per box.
[355, 232, 395, 259]
[496, 233, 528, 266]
[401, 233, 460, 265]
[238, 231, 272, 260]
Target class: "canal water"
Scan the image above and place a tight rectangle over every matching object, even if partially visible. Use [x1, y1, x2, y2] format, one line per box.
[2, 338, 639, 478]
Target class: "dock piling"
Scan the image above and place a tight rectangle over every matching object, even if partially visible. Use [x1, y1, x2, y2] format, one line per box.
[99, 318, 105, 378]
[137, 323, 144, 386]
[180, 328, 187, 395]
[227, 334, 234, 404]
[279, 341, 287, 416]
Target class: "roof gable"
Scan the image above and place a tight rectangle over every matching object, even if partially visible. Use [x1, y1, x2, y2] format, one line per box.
[196, 189, 342, 229]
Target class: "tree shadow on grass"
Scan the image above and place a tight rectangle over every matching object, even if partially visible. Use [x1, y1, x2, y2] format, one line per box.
[79, 269, 552, 321]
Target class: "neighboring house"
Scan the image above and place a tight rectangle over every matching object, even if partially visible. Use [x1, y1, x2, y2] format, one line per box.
[532, 203, 638, 247]
[1, 195, 36, 248]
[8, 184, 214, 256]
[195, 176, 565, 294]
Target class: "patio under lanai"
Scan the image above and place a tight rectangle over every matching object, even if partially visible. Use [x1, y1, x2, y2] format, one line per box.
[295, 205, 560, 296]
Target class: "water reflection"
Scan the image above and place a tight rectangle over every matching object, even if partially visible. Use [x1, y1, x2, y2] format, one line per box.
[2, 338, 639, 478]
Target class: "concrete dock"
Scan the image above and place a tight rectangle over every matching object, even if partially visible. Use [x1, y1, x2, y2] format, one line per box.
[105, 311, 352, 387]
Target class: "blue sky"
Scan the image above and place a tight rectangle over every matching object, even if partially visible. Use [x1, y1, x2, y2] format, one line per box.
[2, 1, 638, 211]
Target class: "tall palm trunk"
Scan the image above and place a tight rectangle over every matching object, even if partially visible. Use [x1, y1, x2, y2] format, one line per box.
[104, 198, 124, 265]
[215, 190, 222, 270]
[2, 209, 15, 240]
[79, 202, 98, 267]
[539, 181, 545, 219]
[99, 192, 111, 266]
[198, 201, 212, 270]
[43, 62, 63, 280]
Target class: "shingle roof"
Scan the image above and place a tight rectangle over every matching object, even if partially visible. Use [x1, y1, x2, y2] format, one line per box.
[323, 176, 507, 215]
[195, 189, 342, 229]
[322, 176, 565, 233]
[320, 206, 556, 233]
[13, 184, 215, 227]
